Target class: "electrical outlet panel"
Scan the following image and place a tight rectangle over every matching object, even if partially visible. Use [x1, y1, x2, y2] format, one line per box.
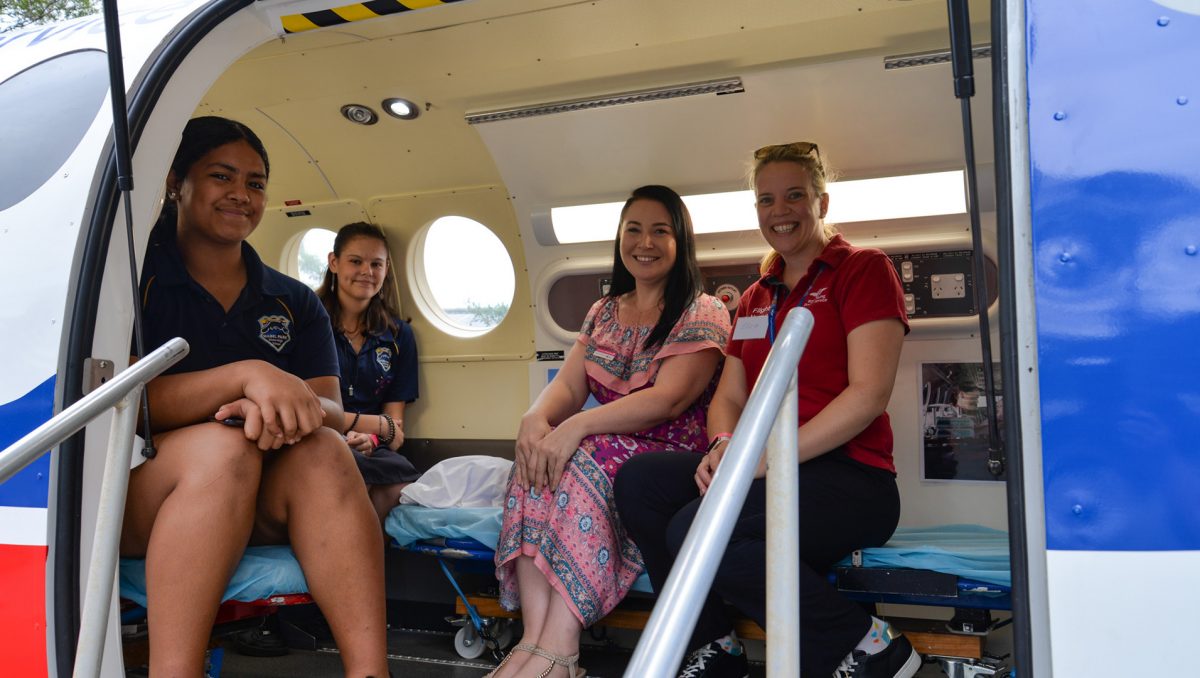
[889, 250, 993, 318]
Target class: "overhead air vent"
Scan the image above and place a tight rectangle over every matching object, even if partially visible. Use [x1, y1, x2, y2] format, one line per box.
[884, 45, 991, 70]
[465, 77, 744, 125]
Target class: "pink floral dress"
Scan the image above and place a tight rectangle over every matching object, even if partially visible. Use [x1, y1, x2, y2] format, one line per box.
[495, 294, 731, 625]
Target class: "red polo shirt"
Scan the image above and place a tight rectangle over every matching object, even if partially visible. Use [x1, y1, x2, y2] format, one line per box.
[727, 235, 909, 473]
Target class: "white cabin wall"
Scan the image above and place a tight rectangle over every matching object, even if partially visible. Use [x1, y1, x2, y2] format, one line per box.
[367, 186, 533, 439]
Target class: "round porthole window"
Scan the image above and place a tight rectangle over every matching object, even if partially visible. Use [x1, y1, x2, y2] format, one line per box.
[287, 227, 337, 289]
[413, 216, 514, 336]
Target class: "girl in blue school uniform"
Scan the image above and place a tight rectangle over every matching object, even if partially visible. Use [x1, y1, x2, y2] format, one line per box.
[317, 222, 421, 523]
[123, 116, 389, 678]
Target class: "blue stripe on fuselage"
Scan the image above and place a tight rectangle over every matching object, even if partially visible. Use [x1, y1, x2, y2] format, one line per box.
[0, 376, 55, 509]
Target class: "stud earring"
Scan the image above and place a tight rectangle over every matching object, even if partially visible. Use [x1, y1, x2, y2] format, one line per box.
[167, 191, 179, 200]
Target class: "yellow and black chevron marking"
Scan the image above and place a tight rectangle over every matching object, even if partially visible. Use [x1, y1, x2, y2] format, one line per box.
[282, 0, 465, 34]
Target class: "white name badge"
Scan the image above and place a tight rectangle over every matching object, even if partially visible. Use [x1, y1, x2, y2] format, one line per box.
[732, 315, 769, 340]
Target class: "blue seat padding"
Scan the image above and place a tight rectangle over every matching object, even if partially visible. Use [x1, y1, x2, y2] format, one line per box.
[119, 545, 309, 607]
[836, 524, 1011, 587]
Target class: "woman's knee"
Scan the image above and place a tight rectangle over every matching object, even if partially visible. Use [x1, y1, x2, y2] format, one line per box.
[168, 424, 263, 493]
[275, 427, 359, 487]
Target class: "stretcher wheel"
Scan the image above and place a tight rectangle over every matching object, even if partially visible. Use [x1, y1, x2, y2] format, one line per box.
[454, 625, 487, 659]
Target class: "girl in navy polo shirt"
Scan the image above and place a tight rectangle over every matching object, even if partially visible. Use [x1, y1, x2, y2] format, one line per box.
[316, 222, 421, 523]
[123, 117, 389, 678]
[616, 144, 916, 678]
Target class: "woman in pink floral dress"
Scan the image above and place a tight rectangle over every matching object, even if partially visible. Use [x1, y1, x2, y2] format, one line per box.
[490, 185, 731, 678]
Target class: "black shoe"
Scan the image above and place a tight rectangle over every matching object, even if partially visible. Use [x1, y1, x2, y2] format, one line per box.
[678, 641, 749, 678]
[832, 634, 920, 678]
[231, 620, 289, 657]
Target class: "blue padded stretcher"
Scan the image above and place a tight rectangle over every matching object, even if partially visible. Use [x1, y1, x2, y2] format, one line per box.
[385, 504, 655, 593]
[119, 545, 309, 607]
[384, 508, 1010, 604]
[386, 505, 502, 551]
[837, 524, 1010, 587]
[832, 524, 1011, 611]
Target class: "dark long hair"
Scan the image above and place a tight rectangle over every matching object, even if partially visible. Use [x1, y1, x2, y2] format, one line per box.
[155, 116, 269, 235]
[315, 222, 402, 336]
[606, 185, 703, 350]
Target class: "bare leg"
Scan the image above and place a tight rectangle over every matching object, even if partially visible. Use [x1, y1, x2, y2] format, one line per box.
[254, 427, 389, 678]
[496, 559, 583, 678]
[368, 482, 409, 526]
[121, 424, 262, 678]
[490, 556, 551, 678]
[528, 594, 584, 678]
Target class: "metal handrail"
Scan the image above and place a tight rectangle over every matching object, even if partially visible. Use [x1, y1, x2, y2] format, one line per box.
[0, 338, 188, 678]
[624, 309, 815, 678]
[0, 339, 188, 485]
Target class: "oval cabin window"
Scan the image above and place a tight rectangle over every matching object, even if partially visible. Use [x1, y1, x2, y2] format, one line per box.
[413, 216, 514, 336]
[290, 227, 337, 289]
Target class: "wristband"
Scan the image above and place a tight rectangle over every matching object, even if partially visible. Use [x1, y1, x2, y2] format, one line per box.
[369, 434, 380, 447]
[707, 432, 732, 452]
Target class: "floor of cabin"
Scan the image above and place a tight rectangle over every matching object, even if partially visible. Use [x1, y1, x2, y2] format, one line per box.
[213, 628, 955, 677]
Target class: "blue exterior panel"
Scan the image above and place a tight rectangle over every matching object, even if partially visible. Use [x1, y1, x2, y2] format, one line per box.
[1028, 1, 1200, 550]
[0, 376, 55, 509]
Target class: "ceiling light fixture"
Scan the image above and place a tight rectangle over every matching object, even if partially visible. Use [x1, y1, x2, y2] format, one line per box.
[340, 104, 378, 125]
[383, 97, 420, 120]
[465, 77, 745, 125]
[883, 44, 990, 70]
[550, 170, 968, 245]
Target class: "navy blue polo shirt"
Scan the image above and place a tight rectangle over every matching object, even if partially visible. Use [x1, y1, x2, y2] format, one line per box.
[336, 320, 419, 414]
[138, 224, 339, 380]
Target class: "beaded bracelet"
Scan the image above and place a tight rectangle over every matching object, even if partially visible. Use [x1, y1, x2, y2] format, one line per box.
[380, 414, 396, 445]
[345, 412, 361, 436]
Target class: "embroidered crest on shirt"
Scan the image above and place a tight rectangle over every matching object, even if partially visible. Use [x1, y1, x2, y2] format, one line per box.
[375, 346, 392, 372]
[806, 286, 830, 305]
[257, 315, 292, 352]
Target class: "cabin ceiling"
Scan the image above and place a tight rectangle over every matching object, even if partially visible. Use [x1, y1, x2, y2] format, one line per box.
[200, 0, 992, 210]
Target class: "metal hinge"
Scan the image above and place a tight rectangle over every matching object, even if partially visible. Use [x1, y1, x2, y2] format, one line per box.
[83, 357, 115, 395]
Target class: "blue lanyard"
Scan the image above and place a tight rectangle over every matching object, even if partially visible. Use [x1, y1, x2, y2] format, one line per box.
[767, 263, 825, 345]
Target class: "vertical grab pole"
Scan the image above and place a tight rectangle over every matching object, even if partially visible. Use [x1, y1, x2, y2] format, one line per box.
[945, 0, 1003, 476]
[765, 375, 800, 675]
[74, 387, 143, 678]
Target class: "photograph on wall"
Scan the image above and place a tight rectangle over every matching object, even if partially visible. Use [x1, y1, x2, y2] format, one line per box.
[921, 362, 1005, 482]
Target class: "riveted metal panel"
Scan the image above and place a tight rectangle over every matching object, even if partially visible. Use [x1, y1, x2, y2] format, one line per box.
[1028, 1, 1200, 551]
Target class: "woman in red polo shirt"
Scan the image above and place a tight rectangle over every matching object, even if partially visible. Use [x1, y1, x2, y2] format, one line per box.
[615, 143, 916, 678]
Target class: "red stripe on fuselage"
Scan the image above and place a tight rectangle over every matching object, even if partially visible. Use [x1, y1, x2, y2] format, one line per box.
[0, 544, 48, 677]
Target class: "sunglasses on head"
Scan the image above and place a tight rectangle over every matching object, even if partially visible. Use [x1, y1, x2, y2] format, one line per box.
[754, 141, 820, 160]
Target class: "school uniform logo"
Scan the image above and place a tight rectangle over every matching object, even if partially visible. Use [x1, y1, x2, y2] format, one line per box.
[806, 287, 830, 305]
[375, 346, 393, 372]
[257, 314, 292, 351]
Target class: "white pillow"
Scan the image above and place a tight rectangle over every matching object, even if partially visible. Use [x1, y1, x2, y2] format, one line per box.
[399, 455, 513, 508]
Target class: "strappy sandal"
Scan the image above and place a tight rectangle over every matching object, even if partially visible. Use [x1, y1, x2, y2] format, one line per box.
[484, 642, 538, 678]
[526, 645, 586, 678]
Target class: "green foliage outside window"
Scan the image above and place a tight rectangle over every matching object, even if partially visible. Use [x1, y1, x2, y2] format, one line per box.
[1, 0, 96, 31]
